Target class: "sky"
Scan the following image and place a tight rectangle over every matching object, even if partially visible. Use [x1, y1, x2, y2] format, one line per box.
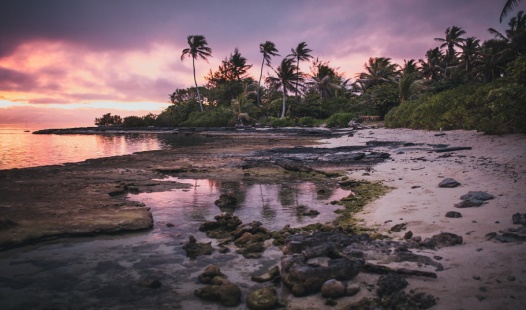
[0, 0, 520, 127]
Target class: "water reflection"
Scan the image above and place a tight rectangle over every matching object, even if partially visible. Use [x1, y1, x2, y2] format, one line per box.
[0, 177, 348, 309]
[0, 131, 206, 170]
[144, 177, 345, 231]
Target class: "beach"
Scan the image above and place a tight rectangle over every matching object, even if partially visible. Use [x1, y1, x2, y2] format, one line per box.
[0, 127, 525, 309]
[325, 128, 526, 309]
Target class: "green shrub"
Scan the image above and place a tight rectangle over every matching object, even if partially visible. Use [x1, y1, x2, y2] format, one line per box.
[298, 116, 316, 127]
[179, 109, 235, 127]
[266, 117, 296, 127]
[325, 112, 355, 128]
[122, 116, 145, 127]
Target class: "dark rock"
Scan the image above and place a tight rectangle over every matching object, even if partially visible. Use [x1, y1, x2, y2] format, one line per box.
[214, 192, 238, 209]
[454, 199, 484, 208]
[136, 278, 161, 289]
[165, 222, 175, 227]
[512, 213, 526, 226]
[445, 211, 462, 218]
[281, 252, 364, 296]
[0, 219, 18, 230]
[439, 178, 461, 188]
[321, 279, 346, 299]
[199, 213, 243, 238]
[251, 265, 280, 283]
[390, 223, 407, 232]
[403, 231, 413, 239]
[198, 265, 223, 284]
[182, 235, 214, 259]
[246, 287, 278, 310]
[295, 205, 319, 217]
[460, 191, 494, 201]
[274, 159, 312, 172]
[421, 232, 463, 249]
[345, 284, 360, 296]
[376, 273, 408, 296]
[108, 189, 126, 197]
[194, 268, 241, 307]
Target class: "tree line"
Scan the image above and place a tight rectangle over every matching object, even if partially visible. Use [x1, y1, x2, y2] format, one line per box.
[96, 4, 526, 133]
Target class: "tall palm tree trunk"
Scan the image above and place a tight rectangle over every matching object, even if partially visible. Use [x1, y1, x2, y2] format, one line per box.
[257, 57, 265, 107]
[193, 57, 203, 112]
[281, 89, 287, 118]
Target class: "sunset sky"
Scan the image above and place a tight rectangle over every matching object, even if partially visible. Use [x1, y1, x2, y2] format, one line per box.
[0, 0, 519, 127]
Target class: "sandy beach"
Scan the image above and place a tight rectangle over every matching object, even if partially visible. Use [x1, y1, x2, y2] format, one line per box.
[320, 128, 526, 309]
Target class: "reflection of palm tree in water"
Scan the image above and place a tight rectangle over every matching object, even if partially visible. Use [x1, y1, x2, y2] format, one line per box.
[260, 184, 276, 221]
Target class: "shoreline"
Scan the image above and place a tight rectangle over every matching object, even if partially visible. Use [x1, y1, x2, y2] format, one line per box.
[1, 127, 525, 308]
[324, 128, 526, 309]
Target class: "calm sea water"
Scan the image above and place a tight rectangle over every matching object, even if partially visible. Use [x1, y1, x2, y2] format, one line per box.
[0, 124, 203, 170]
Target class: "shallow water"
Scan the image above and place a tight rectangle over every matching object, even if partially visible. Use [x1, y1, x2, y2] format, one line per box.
[0, 177, 348, 309]
[0, 124, 205, 170]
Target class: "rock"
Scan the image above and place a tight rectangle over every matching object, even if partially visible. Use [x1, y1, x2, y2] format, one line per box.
[376, 273, 408, 296]
[445, 211, 462, 218]
[512, 213, 526, 226]
[246, 287, 278, 310]
[194, 274, 241, 307]
[321, 279, 346, 299]
[421, 232, 463, 249]
[199, 213, 243, 238]
[439, 178, 461, 188]
[166, 223, 175, 227]
[390, 223, 407, 232]
[182, 235, 214, 259]
[403, 231, 413, 239]
[108, 189, 126, 197]
[217, 280, 242, 307]
[198, 265, 223, 284]
[281, 251, 364, 296]
[345, 284, 360, 296]
[251, 265, 281, 283]
[460, 191, 494, 201]
[214, 192, 238, 209]
[136, 278, 161, 289]
[295, 205, 320, 217]
[454, 199, 484, 208]
[0, 219, 18, 230]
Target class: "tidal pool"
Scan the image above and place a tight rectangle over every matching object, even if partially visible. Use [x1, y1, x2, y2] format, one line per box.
[0, 177, 349, 309]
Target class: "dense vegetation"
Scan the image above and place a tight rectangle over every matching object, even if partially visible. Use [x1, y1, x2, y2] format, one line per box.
[96, 7, 526, 134]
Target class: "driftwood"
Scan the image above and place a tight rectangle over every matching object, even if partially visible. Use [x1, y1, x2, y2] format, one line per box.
[363, 263, 437, 279]
[431, 147, 472, 153]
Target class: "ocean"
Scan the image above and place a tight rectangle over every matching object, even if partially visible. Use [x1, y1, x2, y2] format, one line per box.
[0, 124, 201, 170]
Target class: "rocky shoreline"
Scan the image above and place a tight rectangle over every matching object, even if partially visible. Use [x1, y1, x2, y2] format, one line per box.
[1, 126, 525, 309]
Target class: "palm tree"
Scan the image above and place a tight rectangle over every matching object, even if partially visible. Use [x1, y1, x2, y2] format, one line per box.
[419, 47, 445, 81]
[308, 58, 344, 99]
[489, 10, 526, 58]
[460, 37, 481, 75]
[397, 59, 421, 103]
[434, 26, 466, 78]
[258, 41, 280, 107]
[266, 58, 300, 118]
[501, 0, 522, 22]
[356, 57, 398, 91]
[181, 35, 212, 112]
[288, 42, 313, 100]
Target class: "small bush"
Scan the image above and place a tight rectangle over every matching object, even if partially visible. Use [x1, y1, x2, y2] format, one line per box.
[298, 117, 316, 127]
[325, 112, 355, 128]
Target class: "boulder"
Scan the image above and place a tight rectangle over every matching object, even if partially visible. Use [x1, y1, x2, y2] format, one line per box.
[321, 279, 346, 299]
[512, 213, 526, 226]
[438, 178, 461, 188]
[198, 265, 223, 284]
[421, 232, 463, 249]
[460, 191, 494, 201]
[246, 287, 279, 310]
[251, 265, 281, 283]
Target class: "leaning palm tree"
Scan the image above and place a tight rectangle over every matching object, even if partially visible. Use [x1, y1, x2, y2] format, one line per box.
[501, 0, 522, 22]
[266, 58, 300, 118]
[257, 41, 280, 107]
[181, 35, 212, 112]
[288, 42, 313, 100]
[434, 26, 466, 79]
[356, 57, 398, 92]
[419, 47, 445, 81]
